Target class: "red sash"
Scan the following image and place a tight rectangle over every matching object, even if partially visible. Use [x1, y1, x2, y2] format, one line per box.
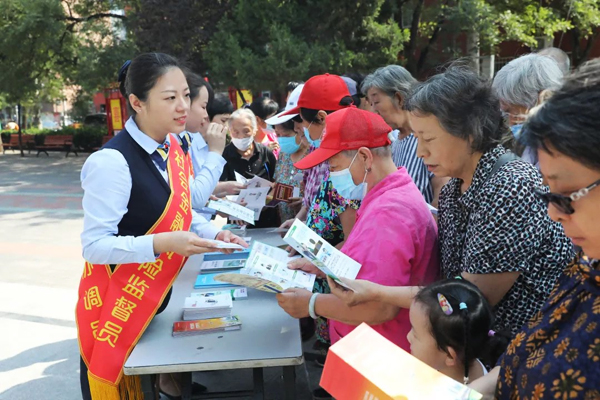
[76, 135, 193, 399]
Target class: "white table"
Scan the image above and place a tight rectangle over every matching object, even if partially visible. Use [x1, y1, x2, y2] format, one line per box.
[124, 228, 304, 399]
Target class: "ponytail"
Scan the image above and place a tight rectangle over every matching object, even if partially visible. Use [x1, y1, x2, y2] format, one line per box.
[459, 302, 471, 384]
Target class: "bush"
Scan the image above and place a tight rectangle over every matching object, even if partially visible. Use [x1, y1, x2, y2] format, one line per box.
[18, 126, 107, 151]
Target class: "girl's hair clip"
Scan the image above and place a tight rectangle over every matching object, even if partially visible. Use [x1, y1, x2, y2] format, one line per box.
[454, 275, 463, 280]
[488, 330, 496, 337]
[437, 293, 454, 315]
[459, 302, 468, 311]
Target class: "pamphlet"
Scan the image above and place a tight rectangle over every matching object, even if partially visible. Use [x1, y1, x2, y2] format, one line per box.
[200, 258, 247, 273]
[284, 219, 361, 290]
[172, 316, 242, 337]
[191, 288, 248, 301]
[321, 323, 483, 400]
[194, 270, 241, 289]
[236, 186, 271, 220]
[234, 171, 272, 188]
[182, 292, 233, 320]
[204, 239, 246, 250]
[265, 183, 301, 207]
[214, 241, 315, 293]
[207, 199, 255, 224]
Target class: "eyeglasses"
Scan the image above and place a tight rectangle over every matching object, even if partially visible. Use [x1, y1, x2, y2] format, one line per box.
[534, 179, 600, 215]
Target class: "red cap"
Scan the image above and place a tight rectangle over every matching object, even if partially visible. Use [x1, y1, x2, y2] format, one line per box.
[280, 74, 351, 116]
[294, 107, 392, 170]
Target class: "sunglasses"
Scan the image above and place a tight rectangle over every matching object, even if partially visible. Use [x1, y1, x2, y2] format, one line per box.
[534, 178, 600, 215]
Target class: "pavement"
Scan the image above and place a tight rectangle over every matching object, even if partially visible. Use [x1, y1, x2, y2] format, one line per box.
[0, 151, 324, 400]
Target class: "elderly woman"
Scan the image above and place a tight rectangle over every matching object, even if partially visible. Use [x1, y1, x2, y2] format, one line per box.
[471, 58, 600, 400]
[492, 53, 563, 157]
[362, 65, 447, 206]
[220, 108, 278, 227]
[328, 66, 573, 338]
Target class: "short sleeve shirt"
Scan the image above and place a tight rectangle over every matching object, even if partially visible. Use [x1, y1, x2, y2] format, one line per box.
[439, 145, 574, 335]
[495, 253, 600, 400]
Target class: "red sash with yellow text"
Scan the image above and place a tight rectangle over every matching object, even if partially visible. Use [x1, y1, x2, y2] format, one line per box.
[76, 134, 194, 399]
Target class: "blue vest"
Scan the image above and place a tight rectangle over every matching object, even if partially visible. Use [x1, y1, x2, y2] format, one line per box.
[102, 129, 171, 237]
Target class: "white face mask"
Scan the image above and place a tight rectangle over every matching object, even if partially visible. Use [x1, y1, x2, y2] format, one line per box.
[231, 136, 253, 151]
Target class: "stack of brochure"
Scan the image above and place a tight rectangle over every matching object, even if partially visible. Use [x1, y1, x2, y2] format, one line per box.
[172, 316, 242, 337]
[182, 292, 233, 321]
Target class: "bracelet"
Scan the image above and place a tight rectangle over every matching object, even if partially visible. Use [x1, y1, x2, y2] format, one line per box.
[309, 293, 320, 319]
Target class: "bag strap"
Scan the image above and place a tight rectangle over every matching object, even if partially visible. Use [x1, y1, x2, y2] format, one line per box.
[486, 152, 519, 184]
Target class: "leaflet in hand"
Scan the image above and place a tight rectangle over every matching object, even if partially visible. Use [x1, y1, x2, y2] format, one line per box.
[214, 241, 315, 293]
[207, 199, 255, 225]
[237, 186, 271, 220]
[234, 171, 272, 188]
[204, 239, 246, 250]
[284, 219, 361, 290]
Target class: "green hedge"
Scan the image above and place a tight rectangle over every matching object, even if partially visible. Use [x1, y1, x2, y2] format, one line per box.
[1, 126, 106, 151]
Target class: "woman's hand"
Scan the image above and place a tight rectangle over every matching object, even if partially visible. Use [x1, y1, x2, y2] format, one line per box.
[327, 276, 381, 307]
[215, 230, 249, 254]
[153, 231, 223, 257]
[267, 141, 280, 152]
[287, 258, 325, 279]
[214, 181, 247, 197]
[205, 123, 227, 155]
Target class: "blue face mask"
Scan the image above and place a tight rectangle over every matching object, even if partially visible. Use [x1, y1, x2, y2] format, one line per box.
[303, 122, 322, 148]
[278, 136, 301, 154]
[510, 124, 523, 139]
[329, 153, 368, 200]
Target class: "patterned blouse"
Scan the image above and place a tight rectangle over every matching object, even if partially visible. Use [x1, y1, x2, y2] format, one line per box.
[495, 253, 600, 400]
[273, 150, 307, 222]
[439, 144, 573, 336]
[302, 146, 329, 209]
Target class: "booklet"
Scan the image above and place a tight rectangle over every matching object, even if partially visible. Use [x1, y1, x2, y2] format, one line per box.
[283, 219, 362, 290]
[194, 270, 241, 289]
[321, 323, 483, 400]
[207, 199, 255, 225]
[214, 241, 315, 293]
[234, 171, 272, 188]
[265, 183, 301, 207]
[200, 258, 247, 274]
[190, 288, 248, 301]
[172, 316, 242, 337]
[182, 292, 233, 321]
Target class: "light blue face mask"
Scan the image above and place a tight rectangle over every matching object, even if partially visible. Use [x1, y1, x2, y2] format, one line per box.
[329, 153, 368, 200]
[278, 135, 301, 154]
[303, 122, 322, 148]
[510, 124, 523, 139]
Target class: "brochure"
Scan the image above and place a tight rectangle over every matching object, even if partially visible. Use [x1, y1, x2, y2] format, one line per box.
[234, 171, 272, 188]
[236, 186, 271, 221]
[200, 258, 247, 274]
[321, 323, 483, 400]
[283, 219, 361, 289]
[207, 199, 255, 225]
[182, 292, 233, 321]
[194, 270, 241, 289]
[214, 241, 315, 293]
[172, 316, 242, 337]
[265, 183, 301, 207]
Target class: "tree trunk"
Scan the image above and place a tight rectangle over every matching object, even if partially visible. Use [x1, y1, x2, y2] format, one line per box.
[467, 30, 480, 74]
[17, 103, 24, 157]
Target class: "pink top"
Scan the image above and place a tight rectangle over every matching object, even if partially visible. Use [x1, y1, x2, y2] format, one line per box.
[259, 128, 280, 159]
[329, 168, 440, 351]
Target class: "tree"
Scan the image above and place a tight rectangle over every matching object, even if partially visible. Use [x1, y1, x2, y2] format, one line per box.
[129, 0, 232, 75]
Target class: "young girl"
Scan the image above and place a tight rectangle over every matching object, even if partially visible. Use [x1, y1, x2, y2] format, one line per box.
[77, 53, 244, 400]
[408, 279, 510, 385]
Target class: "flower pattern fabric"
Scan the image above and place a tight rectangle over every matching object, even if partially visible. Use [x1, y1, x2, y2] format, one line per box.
[273, 150, 307, 222]
[495, 253, 600, 400]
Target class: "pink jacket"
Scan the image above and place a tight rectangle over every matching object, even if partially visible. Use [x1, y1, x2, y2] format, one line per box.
[329, 168, 440, 351]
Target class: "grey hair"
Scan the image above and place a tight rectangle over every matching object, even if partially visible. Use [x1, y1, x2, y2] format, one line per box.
[361, 65, 417, 107]
[538, 47, 571, 75]
[228, 108, 257, 131]
[492, 53, 564, 109]
[341, 145, 392, 159]
[406, 65, 506, 153]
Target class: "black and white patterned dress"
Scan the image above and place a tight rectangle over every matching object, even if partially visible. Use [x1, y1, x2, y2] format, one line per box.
[439, 144, 574, 336]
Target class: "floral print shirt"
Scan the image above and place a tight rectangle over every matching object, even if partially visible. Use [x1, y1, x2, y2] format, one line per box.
[495, 253, 600, 400]
[273, 150, 307, 222]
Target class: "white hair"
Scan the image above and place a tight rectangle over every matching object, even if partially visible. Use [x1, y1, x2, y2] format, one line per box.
[228, 108, 257, 131]
[538, 47, 571, 75]
[342, 146, 392, 159]
[361, 65, 417, 105]
[493, 53, 564, 109]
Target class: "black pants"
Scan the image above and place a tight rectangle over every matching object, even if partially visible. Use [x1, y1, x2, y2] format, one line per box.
[80, 288, 171, 399]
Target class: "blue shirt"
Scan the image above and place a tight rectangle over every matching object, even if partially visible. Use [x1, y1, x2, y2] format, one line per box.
[81, 118, 220, 264]
[391, 133, 433, 203]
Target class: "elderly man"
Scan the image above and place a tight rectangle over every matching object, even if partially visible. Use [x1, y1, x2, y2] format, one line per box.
[493, 53, 563, 164]
[277, 107, 439, 351]
[361, 65, 447, 206]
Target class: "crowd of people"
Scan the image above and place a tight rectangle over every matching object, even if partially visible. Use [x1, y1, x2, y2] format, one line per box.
[76, 47, 600, 400]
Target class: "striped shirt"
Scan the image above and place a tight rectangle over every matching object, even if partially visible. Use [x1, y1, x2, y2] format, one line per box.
[391, 133, 433, 203]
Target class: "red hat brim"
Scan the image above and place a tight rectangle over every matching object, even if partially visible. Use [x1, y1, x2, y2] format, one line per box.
[293, 147, 342, 170]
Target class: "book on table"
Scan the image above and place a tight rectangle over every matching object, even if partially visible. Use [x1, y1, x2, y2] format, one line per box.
[321, 323, 483, 400]
[214, 241, 315, 293]
[283, 219, 362, 290]
[172, 316, 242, 337]
[182, 292, 233, 321]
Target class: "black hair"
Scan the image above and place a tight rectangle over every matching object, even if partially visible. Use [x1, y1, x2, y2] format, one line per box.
[286, 81, 303, 94]
[406, 65, 508, 153]
[249, 96, 279, 121]
[299, 96, 354, 124]
[280, 118, 295, 132]
[117, 53, 183, 115]
[208, 94, 234, 121]
[185, 70, 213, 104]
[345, 72, 367, 105]
[521, 58, 600, 171]
[414, 279, 510, 383]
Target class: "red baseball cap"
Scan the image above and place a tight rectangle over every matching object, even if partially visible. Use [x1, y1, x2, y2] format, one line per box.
[280, 74, 352, 116]
[294, 107, 392, 170]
